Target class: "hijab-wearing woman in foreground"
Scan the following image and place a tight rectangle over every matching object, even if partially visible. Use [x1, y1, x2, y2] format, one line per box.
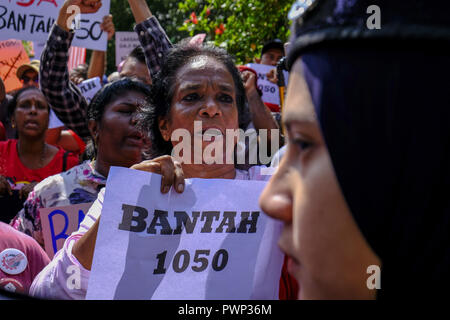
[30, 43, 297, 300]
[260, 0, 450, 299]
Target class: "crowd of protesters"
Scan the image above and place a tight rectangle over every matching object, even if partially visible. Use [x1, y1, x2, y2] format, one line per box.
[1, 0, 449, 300]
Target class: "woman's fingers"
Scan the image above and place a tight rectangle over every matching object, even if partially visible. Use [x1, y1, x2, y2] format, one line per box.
[130, 160, 161, 174]
[173, 160, 185, 193]
[130, 156, 186, 194]
[159, 156, 176, 194]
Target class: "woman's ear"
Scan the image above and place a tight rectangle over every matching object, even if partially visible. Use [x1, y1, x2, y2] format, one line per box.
[88, 119, 99, 145]
[158, 117, 171, 142]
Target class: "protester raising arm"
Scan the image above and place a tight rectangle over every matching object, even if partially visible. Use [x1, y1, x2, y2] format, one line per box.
[40, 0, 103, 141]
[127, 0, 173, 80]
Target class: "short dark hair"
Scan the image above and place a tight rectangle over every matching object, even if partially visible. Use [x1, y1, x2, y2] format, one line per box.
[261, 39, 284, 57]
[8, 86, 48, 118]
[127, 46, 146, 65]
[137, 43, 251, 157]
[87, 77, 151, 123]
[69, 63, 88, 81]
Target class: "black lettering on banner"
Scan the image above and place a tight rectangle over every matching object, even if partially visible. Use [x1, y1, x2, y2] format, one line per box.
[76, 19, 90, 40]
[153, 250, 167, 274]
[0, 6, 7, 29]
[30, 14, 43, 34]
[215, 211, 237, 233]
[191, 250, 210, 272]
[153, 249, 229, 274]
[200, 211, 220, 233]
[36, 19, 45, 33]
[147, 210, 173, 235]
[75, 19, 103, 41]
[237, 211, 259, 233]
[7, 10, 16, 31]
[173, 250, 190, 273]
[212, 249, 228, 271]
[89, 21, 103, 41]
[118, 204, 148, 232]
[17, 13, 26, 32]
[173, 211, 200, 234]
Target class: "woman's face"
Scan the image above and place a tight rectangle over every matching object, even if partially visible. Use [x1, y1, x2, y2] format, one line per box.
[94, 91, 149, 168]
[13, 89, 49, 138]
[159, 55, 239, 165]
[259, 59, 380, 299]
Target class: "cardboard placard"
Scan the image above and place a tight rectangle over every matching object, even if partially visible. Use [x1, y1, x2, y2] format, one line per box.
[40, 202, 94, 259]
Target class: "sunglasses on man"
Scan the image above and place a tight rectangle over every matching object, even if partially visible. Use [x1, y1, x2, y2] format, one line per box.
[20, 75, 39, 84]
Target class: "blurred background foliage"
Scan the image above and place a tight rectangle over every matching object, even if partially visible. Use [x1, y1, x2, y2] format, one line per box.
[98, 0, 292, 75]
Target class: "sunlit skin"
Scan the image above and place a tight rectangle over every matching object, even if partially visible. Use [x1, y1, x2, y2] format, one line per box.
[158, 55, 239, 180]
[259, 58, 381, 299]
[88, 91, 149, 177]
[119, 57, 152, 85]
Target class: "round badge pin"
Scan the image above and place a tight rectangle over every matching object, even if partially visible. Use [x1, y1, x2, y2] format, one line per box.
[0, 249, 28, 275]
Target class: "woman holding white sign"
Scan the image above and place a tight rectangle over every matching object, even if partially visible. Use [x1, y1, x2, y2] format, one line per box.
[30, 43, 297, 300]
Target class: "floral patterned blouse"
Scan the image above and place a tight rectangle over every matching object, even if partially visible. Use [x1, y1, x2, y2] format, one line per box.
[10, 161, 106, 247]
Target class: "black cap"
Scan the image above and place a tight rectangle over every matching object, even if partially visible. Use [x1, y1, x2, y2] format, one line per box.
[261, 39, 284, 56]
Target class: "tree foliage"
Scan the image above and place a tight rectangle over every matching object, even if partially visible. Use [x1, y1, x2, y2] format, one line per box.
[104, 0, 291, 74]
[177, 0, 292, 64]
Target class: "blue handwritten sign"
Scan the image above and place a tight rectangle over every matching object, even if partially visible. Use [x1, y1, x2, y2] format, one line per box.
[40, 203, 93, 258]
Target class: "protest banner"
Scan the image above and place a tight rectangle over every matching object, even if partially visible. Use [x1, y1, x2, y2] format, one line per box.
[77, 76, 102, 104]
[0, 39, 30, 93]
[40, 202, 94, 259]
[0, 1, 111, 51]
[86, 167, 284, 300]
[246, 63, 289, 110]
[115, 32, 140, 67]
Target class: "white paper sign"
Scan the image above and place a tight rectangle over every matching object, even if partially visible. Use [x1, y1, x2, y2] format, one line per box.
[0, 1, 110, 51]
[86, 167, 284, 300]
[246, 63, 289, 107]
[115, 32, 140, 67]
[77, 77, 102, 104]
[48, 109, 64, 129]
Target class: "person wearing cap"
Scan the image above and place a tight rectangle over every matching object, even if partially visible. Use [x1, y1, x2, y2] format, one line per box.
[16, 60, 40, 89]
[259, 0, 450, 299]
[256, 39, 285, 67]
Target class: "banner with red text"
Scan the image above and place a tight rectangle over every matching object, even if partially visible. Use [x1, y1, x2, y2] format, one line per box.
[0, 0, 110, 51]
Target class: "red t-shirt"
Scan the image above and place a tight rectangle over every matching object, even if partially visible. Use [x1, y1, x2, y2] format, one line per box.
[0, 139, 79, 189]
[0, 222, 50, 294]
[0, 122, 5, 141]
